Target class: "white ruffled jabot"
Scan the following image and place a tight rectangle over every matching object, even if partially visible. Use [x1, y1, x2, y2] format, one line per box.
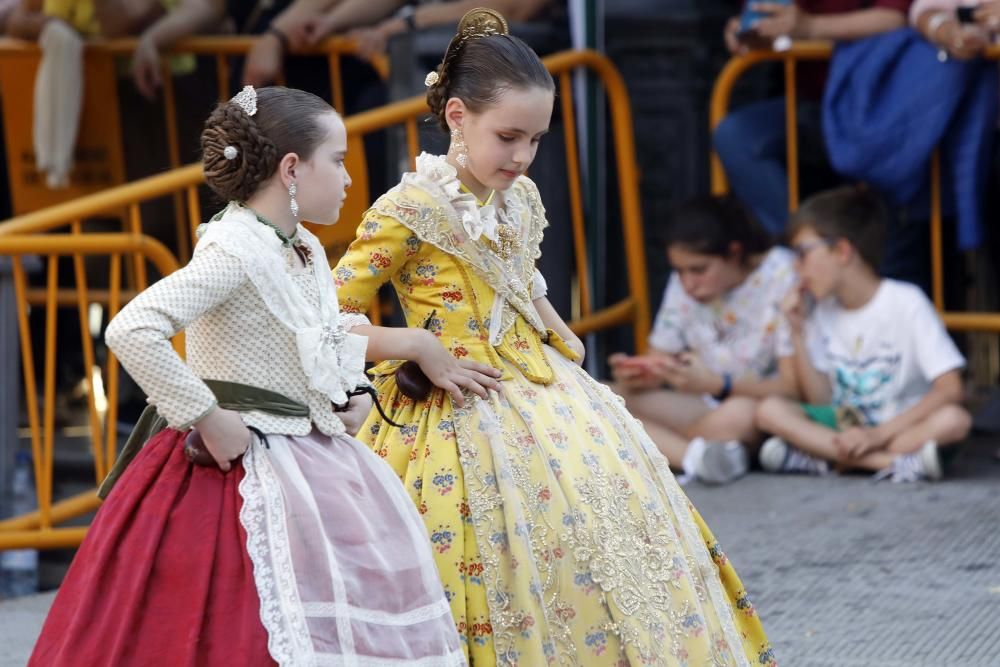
[407, 153, 527, 244]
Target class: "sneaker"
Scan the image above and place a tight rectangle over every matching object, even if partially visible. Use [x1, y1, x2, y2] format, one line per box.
[759, 436, 830, 475]
[681, 437, 749, 485]
[873, 440, 942, 483]
[696, 441, 749, 485]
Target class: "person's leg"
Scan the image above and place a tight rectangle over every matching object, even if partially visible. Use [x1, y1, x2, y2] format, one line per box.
[685, 397, 763, 453]
[884, 404, 973, 454]
[713, 97, 791, 236]
[638, 419, 691, 468]
[616, 386, 758, 482]
[615, 385, 712, 433]
[825, 406, 971, 478]
[756, 397, 840, 461]
[630, 391, 761, 483]
[612, 385, 711, 469]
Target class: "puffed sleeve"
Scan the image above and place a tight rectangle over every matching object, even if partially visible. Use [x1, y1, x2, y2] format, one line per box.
[332, 208, 422, 330]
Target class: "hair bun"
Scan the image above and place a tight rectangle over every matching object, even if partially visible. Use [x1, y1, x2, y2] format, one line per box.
[201, 102, 279, 202]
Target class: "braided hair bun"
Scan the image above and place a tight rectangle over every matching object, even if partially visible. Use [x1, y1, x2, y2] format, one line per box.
[202, 102, 279, 202]
[200, 86, 336, 202]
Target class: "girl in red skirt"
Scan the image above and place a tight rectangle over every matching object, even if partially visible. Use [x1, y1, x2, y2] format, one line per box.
[29, 85, 470, 667]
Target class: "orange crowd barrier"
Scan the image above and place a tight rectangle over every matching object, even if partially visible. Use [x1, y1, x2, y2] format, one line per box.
[0, 35, 383, 262]
[0, 233, 179, 550]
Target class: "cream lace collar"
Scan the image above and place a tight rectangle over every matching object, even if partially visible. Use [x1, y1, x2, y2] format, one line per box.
[405, 152, 526, 243]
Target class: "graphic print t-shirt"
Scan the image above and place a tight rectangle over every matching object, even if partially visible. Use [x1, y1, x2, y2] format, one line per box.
[803, 279, 965, 426]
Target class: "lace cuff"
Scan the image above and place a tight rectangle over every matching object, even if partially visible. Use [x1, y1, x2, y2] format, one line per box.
[531, 269, 548, 300]
[339, 311, 373, 331]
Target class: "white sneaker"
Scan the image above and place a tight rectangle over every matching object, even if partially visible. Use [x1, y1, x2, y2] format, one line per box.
[759, 436, 830, 475]
[682, 437, 749, 485]
[697, 441, 749, 485]
[873, 440, 942, 483]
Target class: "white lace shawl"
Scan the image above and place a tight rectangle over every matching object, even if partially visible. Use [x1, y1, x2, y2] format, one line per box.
[197, 203, 369, 405]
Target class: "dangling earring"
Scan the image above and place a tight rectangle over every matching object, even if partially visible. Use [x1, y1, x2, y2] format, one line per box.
[450, 127, 468, 168]
[289, 181, 299, 218]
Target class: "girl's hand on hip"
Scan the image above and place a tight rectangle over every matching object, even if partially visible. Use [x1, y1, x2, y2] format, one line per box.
[195, 408, 252, 472]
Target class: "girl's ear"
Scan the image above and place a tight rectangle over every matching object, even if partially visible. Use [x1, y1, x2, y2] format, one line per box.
[277, 152, 299, 187]
[444, 97, 467, 131]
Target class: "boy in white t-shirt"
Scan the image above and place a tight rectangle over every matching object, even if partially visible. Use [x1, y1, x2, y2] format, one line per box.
[757, 185, 971, 482]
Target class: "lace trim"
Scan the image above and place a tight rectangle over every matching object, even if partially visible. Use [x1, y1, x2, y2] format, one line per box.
[530, 269, 548, 300]
[587, 376, 753, 667]
[301, 599, 453, 626]
[372, 153, 548, 339]
[408, 153, 505, 243]
[457, 398, 578, 664]
[452, 351, 755, 666]
[239, 441, 316, 666]
[339, 311, 373, 331]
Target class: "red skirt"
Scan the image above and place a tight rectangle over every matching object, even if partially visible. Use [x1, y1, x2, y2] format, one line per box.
[30, 429, 276, 667]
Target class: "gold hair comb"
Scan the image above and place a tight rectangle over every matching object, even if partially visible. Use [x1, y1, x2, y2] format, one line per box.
[456, 7, 509, 47]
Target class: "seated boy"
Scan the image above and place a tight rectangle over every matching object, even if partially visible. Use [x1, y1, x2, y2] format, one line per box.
[756, 185, 971, 481]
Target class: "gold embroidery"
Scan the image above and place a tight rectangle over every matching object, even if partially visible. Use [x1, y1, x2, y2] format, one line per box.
[452, 396, 578, 665]
[562, 468, 736, 665]
[488, 221, 519, 261]
[450, 366, 751, 667]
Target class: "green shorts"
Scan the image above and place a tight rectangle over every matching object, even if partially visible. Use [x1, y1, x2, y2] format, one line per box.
[801, 404, 839, 431]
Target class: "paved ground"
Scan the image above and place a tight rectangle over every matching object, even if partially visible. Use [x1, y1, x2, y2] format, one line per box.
[1, 437, 998, 666]
[687, 436, 1000, 667]
[0, 590, 55, 666]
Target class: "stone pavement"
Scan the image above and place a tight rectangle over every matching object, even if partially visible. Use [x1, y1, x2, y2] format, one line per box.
[0, 590, 55, 666]
[687, 436, 1000, 667]
[1, 438, 998, 666]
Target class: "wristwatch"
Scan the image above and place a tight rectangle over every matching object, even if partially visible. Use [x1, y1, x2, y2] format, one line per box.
[713, 373, 733, 402]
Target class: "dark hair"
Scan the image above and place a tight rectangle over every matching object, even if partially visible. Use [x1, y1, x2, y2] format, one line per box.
[662, 195, 772, 263]
[789, 184, 888, 271]
[426, 10, 554, 132]
[201, 86, 335, 202]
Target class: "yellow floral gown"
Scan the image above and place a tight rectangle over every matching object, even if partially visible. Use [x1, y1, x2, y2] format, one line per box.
[334, 154, 774, 667]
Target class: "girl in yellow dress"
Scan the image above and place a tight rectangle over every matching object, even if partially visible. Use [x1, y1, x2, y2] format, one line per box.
[334, 8, 774, 666]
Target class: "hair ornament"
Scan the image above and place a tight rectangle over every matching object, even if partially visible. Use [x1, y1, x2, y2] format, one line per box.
[456, 7, 509, 47]
[223, 145, 239, 160]
[231, 85, 258, 117]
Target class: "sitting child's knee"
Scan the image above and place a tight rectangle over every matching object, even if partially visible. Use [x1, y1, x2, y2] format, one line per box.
[938, 404, 972, 440]
[721, 396, 759, 420]
[755, 396, 790, 430]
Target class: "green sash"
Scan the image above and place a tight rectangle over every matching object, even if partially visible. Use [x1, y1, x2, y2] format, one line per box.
[97, 380, 307, 499]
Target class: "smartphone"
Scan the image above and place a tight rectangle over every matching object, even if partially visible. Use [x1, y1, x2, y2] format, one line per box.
[739, 0, 793, 35]
[799, 285, 817, 316]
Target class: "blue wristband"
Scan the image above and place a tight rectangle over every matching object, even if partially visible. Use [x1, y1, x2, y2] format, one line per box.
[714, 373, 732, 402]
